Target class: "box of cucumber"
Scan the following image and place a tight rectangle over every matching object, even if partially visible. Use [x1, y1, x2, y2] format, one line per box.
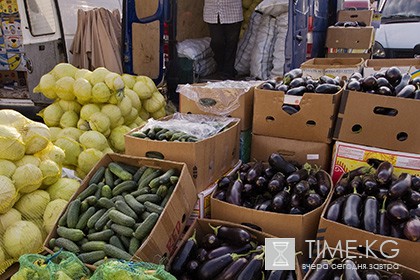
[44, 153, 197, 267]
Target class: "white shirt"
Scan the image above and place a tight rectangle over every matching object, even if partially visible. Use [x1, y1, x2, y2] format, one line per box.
[203, 0, 243, 24]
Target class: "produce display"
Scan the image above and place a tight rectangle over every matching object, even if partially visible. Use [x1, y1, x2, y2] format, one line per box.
[214, 152, 331, 214]
[306, 257, 404, 280]
[131, 127, 198, 142]
[169, 224, 297, 280]
[326, 161, 420, 242]
[0, 110, 80, 273]
[48, 161, 180, 265]
[346, 67, 420, 99]
[34, 63, 167, 178]
[260, 68, 343, 114]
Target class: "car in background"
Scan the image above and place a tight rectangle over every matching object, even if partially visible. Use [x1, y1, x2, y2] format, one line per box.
[372, 0, 420, 58]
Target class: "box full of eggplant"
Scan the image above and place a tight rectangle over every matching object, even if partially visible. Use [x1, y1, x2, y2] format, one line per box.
[167, 218, 303, 280]
[44, 153, 197, 267]
[303, 249, 420, 280]
[334, 67, 420, 154]
[211, 152, 333, 261]
[317, 161, 420, 271]
[253, 68, 344, 143]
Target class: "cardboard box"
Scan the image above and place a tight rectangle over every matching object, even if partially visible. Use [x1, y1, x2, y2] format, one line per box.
[125, 114, 240, 192]
[168, 219, 304, 280]
[326, 26, 374, 50]
[327, 52, 371, 60]
[251, 134, 332, 171]
[240, 129, 252, 163]
[363, 58, 420, 77]
[334, 90, 420, 154]
[211, 171, 333, 261]
[330, 141, 420, 185]
[317, 189, 420, 271]
[303, 249, 420, 279]
[44, 153, 197, 265]
[178, 82, 256, 131]
[301, 58, 364, 79]
[252, 86, 343, 143]
[337, 9, 374, 26]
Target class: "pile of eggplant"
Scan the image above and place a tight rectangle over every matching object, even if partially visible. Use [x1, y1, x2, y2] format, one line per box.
[169, 224, 297, 280]
[346, 67, 420, 99]
[307, 257, 404, 280]
[260, 68, 343, 115]
[326, 161, 420, 242]
[214, 152, 331, 215]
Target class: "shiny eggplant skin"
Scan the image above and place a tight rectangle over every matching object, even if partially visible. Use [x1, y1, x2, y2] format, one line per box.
[215, 257, 248, 280]
[388, 173, 411, 199]
[305, 259, 334, 280]
[315, 170, 331, 198]
[326, 195, 348, 222]
[362, 196, 379, 233]
[212, 226, 251, 246]
[171, 231, 197, 275]
[268, 153, 297, 175]
[386, 200, 410, 223]
[342, 258, 361, 280]
[375, 161, 394, 185]
[342, 192, 362, 228]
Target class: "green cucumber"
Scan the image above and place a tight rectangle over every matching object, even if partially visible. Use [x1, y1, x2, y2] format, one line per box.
[104, 168, 114, 189]
[66, 199, 81, 228]
[149, 168, 176, 188]
[170, 176, 179, 185]
[81, 241, 106, 252]
[131, 131, 147, 138]
[78, 251, 105, 264]
[57, 227, 85, 241]
[77, 184, 98, 201]
[110, 223, 134, 237]
[112, 180, 137, 196]
[115, 200, 138, 220]
[87, 208, 107, 229]
[140, 211, 152, 221]
[116, 162, 139, 174]
[129, 237, 141, 255]
[55, 237, 80, 253]
[101, 185, 112, 199]
[108, 210, 136, 227]
[75, 206, 96, 230]
[80, 201, 89, 213]
[119, 236, 131, 251]
[138, 170, 162, 189]
[133, 212, 159, 240]
[83, 195, 97, 206]
[131, 187, 151, 197]
[124, 194, 145, 214]
[144, 201, 163, 214]
[97, 197, 115, 209]
[138, 167, 157, 183]
[49, 238, 56, 248]
[89, 166, 105, 185]
[136, 194, 161, 204]
[156, 185, 168, 198]
[108, 162, 133, 181]
[87, 229, 114, 241]
[58, 208, 69, 227]
[109, 236, 126, 251]
[133, 166, 148, 183]
[160, 185, 175, 207]
[104, 244, 132, 260]
[94, 207, 115, 231]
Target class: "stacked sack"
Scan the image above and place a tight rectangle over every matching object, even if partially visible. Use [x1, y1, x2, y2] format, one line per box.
[0, 110, 80, 274]
[177, 37, 217, 78]
[235, 0, 289, 80]
[34, 63, 167, 178]
[241, 0, 263, 38]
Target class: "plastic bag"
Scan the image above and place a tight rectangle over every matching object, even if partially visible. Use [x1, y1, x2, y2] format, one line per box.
[139, 113, 239, 140]
[11, 250, 90, 280]
[177, 80, 260, 116]
[90, 260, 176, 280]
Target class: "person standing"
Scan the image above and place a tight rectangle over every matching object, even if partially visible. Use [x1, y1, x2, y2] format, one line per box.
[203, 0, 243, 79]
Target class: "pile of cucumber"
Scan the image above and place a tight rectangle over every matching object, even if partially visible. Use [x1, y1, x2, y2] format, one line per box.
[131, 127, 198, 142]
[49, 161, 180, 266]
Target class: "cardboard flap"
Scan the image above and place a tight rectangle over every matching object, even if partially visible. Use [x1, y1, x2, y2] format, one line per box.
[337, 9, 373, 25]
[302, 58, 364, 69]
[326, 26, 374, 49]
[364, 58, 420, 71]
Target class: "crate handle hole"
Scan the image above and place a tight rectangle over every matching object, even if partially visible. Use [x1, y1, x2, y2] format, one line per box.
[241, 222, 262, 232]
[181, 213, 186, 223]
[306, 120, 316, 127]
[145, 151, 164, 159]
[266, 116, 275, 122]
[396, 132, 408, 142]
[373, 106, 398, 116]
[351, 124, 362, 133]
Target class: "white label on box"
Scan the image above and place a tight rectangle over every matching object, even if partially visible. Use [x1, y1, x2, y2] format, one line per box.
[284, 95, 303, 105]
[396, 157, 420, 170]
[338, 145, 365, 160]
[307, 154, 320, 160]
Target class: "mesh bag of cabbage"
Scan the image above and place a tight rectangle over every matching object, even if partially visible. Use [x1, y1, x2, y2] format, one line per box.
[90, 260, 177, 280]
[11, 250, 90, 280]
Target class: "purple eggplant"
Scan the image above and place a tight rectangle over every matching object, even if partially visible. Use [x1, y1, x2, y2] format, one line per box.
[410, 205, 420, 218]
[305, 192, 323, 210]
[361, 270, 381, 280]
[375, 161, 394, 185]
[307, 174, 318, 189]
[171, 230, 197, 275]
[210, 225, 252, 246]
[226, 173, 243, 206]
[342, 258, 361, 280]
[290, 206, 305, 214]
[186, 259, 199, 274]
[264, 167, 276, 179]
[236, 251, 265, 280]
[196, 248, 208, 263]
[206, 243, 253, 260]
[291, 193, 303, 208]
[197, 252, 249, 280]
[255, 176, 268, 189]
[350, 176, 363, 194]
[362, 174, 379, 195]
[315, 170, 331, 198]
[378, 197, 391, 236]
[388, 173, 411, 199]
[335, 176, 351, 197]
[363, 196, 379, 233]
[240, 163, 253, 173]
[215, 257, 248, 280]
[387, 200, 410, 223]
[202, 233, 221, 250]
[390, 223, 404, 238]
[271, 188, 291, 213]
[343, 187, 362, 228]
[268, 153, 297, 175]
[403, 217, 420, 241]
[376, 188, 388, 202]
[214, 190, 226, 201]
[256, 200, 272, 211]
[306, 258, 335, 280]
[268, 172, 286, 194]
[405, 189, 420, 208]
[218, 176, 232, 189]
[246, 161, 264, 184]
[326, 195, 347, 222]
[388, 274, 403, 280]
[267, 270, 288, 280]
[295, 180, 310, 195]
[412, 176, 420, 191]
[287, 168, 309, 185]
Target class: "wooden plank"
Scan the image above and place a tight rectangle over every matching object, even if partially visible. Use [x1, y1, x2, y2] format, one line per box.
[135, 0, 158, 19]
[176, 0, 209, 41]
[132, 22, 160, 79]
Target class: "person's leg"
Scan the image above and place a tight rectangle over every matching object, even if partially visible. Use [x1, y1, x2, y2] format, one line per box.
[222, 21, 242, 78]
[208, 22, 226, 73]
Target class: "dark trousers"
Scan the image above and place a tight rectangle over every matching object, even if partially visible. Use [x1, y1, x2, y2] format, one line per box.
[208, 21, 242, 77]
